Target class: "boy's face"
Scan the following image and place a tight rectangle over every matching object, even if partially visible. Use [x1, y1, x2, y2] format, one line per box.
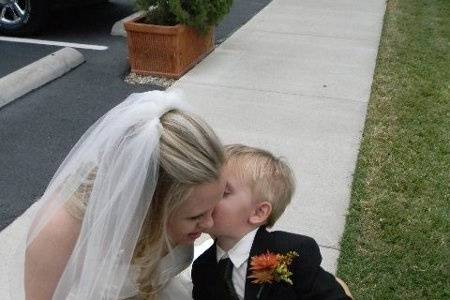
[208, 164, 256, 239]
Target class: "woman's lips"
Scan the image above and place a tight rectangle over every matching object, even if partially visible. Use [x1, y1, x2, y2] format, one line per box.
[188, 232, 201, 240]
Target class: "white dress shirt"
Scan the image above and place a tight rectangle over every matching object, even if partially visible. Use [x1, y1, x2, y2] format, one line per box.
[216, 228, 259, 300]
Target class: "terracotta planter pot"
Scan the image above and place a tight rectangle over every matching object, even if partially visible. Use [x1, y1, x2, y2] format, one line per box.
[124, 18, 214, 78]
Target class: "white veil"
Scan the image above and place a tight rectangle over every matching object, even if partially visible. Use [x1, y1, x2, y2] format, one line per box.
[10, 90, 189, 299]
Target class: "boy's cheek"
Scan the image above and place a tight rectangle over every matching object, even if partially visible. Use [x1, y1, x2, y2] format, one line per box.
[212, 202, 227, 218]
[211, 209, 230, 229]
[211, 211, 226, 226]
[214, 207, 235, 225]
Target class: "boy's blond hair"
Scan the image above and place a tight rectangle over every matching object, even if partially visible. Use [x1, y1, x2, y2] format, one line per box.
[224, 144, 295, 227]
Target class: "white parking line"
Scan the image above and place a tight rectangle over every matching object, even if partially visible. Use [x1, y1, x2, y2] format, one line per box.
[0, 36, 108, 50]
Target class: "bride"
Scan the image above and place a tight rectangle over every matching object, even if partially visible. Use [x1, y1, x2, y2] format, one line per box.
[15, 90, 225, 299]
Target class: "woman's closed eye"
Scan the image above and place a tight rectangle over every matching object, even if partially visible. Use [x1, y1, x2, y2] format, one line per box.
[189, 213, 204, 221]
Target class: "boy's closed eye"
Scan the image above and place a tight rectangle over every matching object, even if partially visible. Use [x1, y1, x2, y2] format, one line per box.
[223, 183, 232, 198]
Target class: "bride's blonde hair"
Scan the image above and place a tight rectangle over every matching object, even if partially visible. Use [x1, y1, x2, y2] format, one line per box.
[131, 110, 223, 298]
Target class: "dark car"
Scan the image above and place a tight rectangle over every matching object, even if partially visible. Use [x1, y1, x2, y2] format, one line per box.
[0, 0, 106, 36]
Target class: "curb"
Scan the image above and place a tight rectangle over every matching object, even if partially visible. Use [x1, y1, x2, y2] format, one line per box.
[0, 200, 41, 300]
[111, 11, 145, 37]
[0, 47, 85, 109]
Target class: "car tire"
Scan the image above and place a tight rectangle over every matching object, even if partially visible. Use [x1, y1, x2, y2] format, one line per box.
[0, 0, 48, 36]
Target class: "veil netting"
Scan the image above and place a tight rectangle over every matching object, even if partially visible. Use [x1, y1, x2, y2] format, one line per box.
[8, 90, 189, 300]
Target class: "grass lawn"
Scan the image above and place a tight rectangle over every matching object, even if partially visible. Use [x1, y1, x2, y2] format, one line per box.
[336, 0, 449, 299]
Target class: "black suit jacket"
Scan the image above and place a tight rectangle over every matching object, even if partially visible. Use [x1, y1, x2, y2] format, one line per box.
[192, 227, 351, 300]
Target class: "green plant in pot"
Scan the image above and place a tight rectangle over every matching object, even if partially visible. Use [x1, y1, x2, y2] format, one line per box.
[125, 0, 233, 78]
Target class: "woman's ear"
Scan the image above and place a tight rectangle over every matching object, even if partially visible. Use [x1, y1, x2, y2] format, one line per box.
[249, 201, 272, 225]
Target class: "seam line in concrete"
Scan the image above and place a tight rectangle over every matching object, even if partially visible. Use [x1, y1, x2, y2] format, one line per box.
[268, 7, 383, 18]
[245, 29, 380, 44]
[318, 244, 340, 251]
[179, 81, 368, 104]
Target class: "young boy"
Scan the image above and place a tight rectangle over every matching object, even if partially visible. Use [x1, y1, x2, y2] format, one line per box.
[192, 144, 352, 300]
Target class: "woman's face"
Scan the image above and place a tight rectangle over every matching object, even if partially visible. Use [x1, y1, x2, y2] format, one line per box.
[167, 176, 226, 245]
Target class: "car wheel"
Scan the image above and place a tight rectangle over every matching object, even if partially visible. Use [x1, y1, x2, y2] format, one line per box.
[0, 0, 48, 36]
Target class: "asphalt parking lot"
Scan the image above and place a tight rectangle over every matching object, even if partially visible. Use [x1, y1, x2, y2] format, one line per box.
[0, 0, 272, 230]
[0, 0, 132, 74]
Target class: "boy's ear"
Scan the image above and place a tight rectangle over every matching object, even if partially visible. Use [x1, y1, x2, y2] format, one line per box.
[249, 201, 272, 225]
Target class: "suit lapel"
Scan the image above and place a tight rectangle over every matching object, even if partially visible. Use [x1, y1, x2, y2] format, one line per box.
[201, 240, 218, 264]
[244, 227, 274, 300]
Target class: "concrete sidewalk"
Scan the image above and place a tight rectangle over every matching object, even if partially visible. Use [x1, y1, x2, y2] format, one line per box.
[0, 0, 386, 297]
[171, 0, 386, 273]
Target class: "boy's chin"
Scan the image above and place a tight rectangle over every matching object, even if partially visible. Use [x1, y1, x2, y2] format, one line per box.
[204, 229, 217, 238]
[207, 232, 216, 239]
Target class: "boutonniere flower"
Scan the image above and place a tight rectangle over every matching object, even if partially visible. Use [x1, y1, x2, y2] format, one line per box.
[248, 250, 299, 285]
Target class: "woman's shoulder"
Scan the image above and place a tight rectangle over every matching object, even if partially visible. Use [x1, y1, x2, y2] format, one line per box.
[25, 207, 82, 299]
[29, 207, 82, 253]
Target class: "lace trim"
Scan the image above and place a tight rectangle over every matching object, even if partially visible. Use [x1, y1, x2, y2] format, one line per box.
[63, 168, 97, 220]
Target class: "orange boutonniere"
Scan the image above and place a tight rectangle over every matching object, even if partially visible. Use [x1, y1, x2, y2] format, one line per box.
[248, 250, 299, 285]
